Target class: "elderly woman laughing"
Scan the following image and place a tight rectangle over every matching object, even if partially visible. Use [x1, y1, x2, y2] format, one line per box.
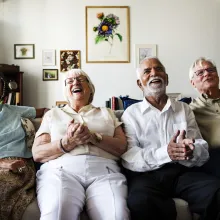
[32, 69, 130, 220]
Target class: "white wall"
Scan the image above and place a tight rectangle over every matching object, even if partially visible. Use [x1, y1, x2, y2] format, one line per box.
[1, 0, 220, 108]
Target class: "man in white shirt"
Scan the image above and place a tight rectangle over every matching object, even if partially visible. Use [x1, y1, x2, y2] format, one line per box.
[121, 57, 220, 220]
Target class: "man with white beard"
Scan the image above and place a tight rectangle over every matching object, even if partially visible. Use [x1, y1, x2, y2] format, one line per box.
[121, 57, 220, 220]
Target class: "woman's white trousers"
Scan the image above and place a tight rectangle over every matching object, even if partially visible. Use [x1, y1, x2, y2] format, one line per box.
[36, 154, 130, 220]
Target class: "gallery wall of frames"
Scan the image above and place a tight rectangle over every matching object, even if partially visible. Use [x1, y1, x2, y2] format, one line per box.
[1, 0, 218, 108]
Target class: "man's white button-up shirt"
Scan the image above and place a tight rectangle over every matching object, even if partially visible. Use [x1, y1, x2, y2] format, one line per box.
[121, 98, 209, 172]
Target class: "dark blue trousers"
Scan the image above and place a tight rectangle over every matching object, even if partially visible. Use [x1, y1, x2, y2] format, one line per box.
[123, 163, 220, 220]
[200, 149, 220, 178]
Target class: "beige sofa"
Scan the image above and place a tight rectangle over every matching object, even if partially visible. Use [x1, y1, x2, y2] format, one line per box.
[22, 112, 199, 220]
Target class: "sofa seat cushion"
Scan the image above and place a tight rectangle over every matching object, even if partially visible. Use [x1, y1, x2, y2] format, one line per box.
[173, 198, 192, 220]
[22, 199, 40, 220]
[22, 198, 196, 220]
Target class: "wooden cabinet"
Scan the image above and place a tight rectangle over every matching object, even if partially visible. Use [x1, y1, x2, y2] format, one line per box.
[0, 64, 23, 105]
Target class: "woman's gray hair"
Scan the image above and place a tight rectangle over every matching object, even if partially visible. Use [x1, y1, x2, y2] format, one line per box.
[64, 69, 95, 104]
[136, 56, 166, 79]
[189, 57, 216, 80]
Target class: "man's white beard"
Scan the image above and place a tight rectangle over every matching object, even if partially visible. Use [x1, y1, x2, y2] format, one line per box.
[142, 76, 166, 97]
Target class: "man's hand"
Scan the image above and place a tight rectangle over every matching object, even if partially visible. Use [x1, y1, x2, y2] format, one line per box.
[168, 130, 195, 161]
[178, 130, 194, 160]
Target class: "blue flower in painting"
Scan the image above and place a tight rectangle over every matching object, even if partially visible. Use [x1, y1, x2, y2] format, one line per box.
[93, 12, 123, 53]
[98, 21, 113, 37]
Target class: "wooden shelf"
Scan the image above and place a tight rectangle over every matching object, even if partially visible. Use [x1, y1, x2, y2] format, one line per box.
[0, 64, 23, 105]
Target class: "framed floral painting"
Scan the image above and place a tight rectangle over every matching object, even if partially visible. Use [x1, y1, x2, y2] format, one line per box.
[14, 44, 35, 59]
[60, 50, 80, 72]
[86, 6, 130, 63]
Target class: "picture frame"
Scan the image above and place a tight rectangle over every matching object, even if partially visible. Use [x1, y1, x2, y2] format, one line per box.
[167, 93, 182, 101]
[56, 101, 68, 108]
[14, 44, 35, 59]
[135, 44, 157, 68]
[86, 6, 130, 63]
[60, 50, 81, 72]
[42, 69, 58, 81]
[42, 49, 56, 66]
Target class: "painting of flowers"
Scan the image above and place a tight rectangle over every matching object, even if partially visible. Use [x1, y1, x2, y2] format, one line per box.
[60, 50, 80, 72]
[14, 44, 35, 59]
[86, 6, 130, 63]
[93, 13, 122, 54]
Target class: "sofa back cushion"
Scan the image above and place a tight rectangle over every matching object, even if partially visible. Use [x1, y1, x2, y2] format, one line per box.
[120, 96, 142, 110]
[21, 118, 36, 150]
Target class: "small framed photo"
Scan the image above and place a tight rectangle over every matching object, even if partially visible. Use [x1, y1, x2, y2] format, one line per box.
[135, 44, 157, 68]
[42, 49, 56, 66]
[43, 69, 58, 81]
[14, 44, 35, 59]
[167, 93, 182, 101]
[60, 50, 80, 72]
[56, 101, 68, 108]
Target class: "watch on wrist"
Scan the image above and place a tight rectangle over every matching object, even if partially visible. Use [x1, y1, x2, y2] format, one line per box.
[94, 133, 102, 144]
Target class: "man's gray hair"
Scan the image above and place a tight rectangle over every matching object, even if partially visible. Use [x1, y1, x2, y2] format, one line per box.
[136, 56, 166, 79]
[189, 57, 217, 80]
[64, 69, 95, 103]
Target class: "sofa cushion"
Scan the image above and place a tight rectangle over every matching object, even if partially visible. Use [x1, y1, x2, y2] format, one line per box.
[21, 118, 36, 150]
[22, 199, 40, 220]
[23, 198, 195, 220]
[24, 113, 198, 220]
[120, 96, 142, 110]
[179, 97, 192, 104]
[173, 198, 192, 220]
[114, 110, 124, 121]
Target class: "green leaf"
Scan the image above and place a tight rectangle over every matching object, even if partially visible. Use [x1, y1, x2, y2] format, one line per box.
[115, 33, 123, 42]
[95, 35, 105, 44]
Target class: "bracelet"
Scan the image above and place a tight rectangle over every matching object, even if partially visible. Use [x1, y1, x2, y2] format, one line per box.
[59, 139, 70, 153]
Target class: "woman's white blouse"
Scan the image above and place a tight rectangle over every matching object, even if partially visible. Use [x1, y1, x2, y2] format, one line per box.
[36, 104, 122, 160]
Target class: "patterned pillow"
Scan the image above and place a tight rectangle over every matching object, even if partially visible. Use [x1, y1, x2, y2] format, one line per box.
[21, 118, 36, 150]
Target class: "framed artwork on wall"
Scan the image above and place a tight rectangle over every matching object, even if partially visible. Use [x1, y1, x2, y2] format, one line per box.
[56, 101, 68, 108]
[42, 69, 58, 81]
[86, 6, 130, 63]
[60, 50, 80, 72]
[14, 44, 35, 59]
[135, 44, 157, 68]
[42, 49, 56, 66]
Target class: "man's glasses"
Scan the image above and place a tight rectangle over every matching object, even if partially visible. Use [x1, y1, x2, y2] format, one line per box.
[65, 76, 88, 85]
[194, 67, 217, 77]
